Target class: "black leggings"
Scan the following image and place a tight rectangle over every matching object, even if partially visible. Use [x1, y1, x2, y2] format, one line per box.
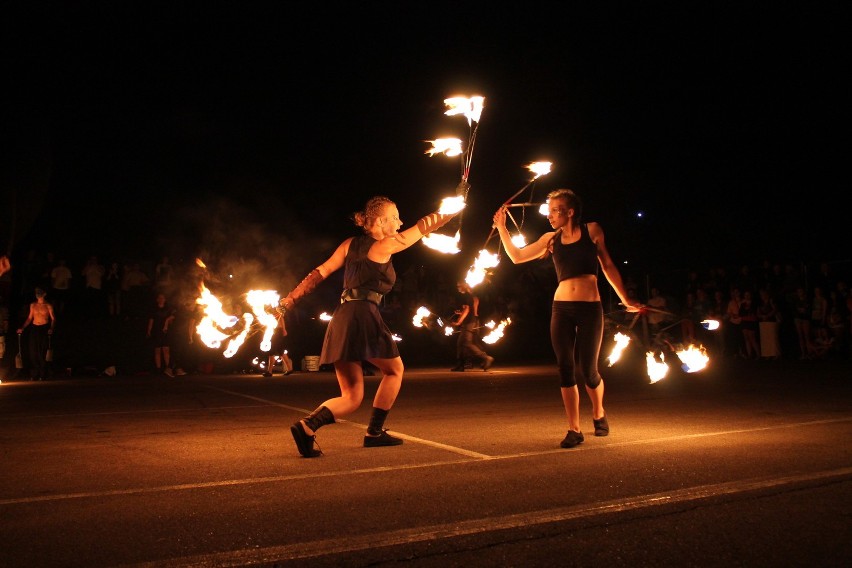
[550, 301, 604, 388]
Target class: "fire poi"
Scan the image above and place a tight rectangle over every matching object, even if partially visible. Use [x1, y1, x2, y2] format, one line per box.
[605, 305, 717, 382]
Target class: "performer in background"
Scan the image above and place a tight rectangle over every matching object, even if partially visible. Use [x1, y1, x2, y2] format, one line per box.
[449, 279, 494, 371]
[280, 188, 464, 458]
[17, 287, 56, 381]
[493, 188, 640, 448]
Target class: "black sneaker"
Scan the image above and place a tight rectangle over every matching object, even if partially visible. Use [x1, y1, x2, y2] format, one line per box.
[593, 416, 609, 437]
[560, 430, 585, 448]
[290, 422, 322, 458]
[364, 429, 403, 447]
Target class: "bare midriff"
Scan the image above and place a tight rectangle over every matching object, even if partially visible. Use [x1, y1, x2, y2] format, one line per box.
[553, 274, 600, 302]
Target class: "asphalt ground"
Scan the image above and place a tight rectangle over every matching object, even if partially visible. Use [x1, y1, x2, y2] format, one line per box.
[0, 355, 850, 568]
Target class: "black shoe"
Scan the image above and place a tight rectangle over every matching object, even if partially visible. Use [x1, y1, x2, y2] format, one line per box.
[560, 430, 585, 448]
[364, 429, 403, 447]
[481, 356, 494, 371]
[262, 371, 272, 377]
[290, 422, 322, 458]
[450, 365, 465, 372]
[593, 416, 609, 437]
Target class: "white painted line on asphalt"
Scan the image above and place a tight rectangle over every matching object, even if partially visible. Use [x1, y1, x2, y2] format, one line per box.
[4, 414, 848, 506]
[115, 466, 852, 568]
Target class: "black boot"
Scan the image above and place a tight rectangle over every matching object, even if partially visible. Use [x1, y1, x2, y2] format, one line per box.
[364, 407, 403, 447]
[291, 406, 334, 458]
[450, 360, 465, 372]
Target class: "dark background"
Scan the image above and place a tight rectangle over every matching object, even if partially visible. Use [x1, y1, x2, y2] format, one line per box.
[3, 2, 848, 289]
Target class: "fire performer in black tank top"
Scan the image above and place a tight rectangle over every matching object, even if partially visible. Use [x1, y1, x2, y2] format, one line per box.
[493, 188, 641, 448]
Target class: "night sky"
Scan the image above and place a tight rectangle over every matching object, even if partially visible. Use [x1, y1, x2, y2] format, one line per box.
[4, 3, 848, 288]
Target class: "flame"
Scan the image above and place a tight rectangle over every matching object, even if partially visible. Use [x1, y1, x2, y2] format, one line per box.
[646, 351, 669, 383]
[482, 318, 511, 344]
[465, 249, 500, 288]
[421, 230, 461, 254]
[510, 233, 528, 248]
[444, 95, 485, 125]
[246, 289, 280, 352]
[526, 161, 552, 178]
[223, 313, 253, 358]
[392, 333, 402, 342]
[701, 319, 720, 331]
[538, 203, 549, 216]
[425, 138, 463, 157]
[412, 306, 433, 328]
[607, 332, 631, 366]
[194, 277, 284, 359]
[319, 312, 332, 321]
[195, 282, 240, 349]
[438, 195, 466, 214]
[444, 326, 455, 336]
[675, 344, 710, 373]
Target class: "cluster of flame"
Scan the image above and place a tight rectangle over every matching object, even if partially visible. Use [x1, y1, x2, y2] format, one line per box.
[605, 315, 720, 383]
[421, 95, 483, 255]
[412, 305, 512, 345]
[195, 281, 282, 358]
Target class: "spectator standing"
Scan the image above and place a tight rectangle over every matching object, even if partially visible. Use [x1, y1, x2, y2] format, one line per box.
[104, 261, 123, 317]
[738, 290, 760, 360]
[646, 286, 669, 338]
[81, 255, 106, 316]
[809, 286, 830, 356]
[146, 292, 175, 376]
[122, 262, 151, 318]
[49, 258, 73, 315]
[756, 288, 781, 360]
[707, 289, 727, 357]
[826, 289, 848, 358]
[16, 287, 56, 380]
[154, 255, 174, 294]
[725, 288, 744, 358]
[792, 286, 813, 359]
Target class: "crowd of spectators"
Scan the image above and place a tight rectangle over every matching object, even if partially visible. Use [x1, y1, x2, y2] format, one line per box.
[0, 249, 849, 381]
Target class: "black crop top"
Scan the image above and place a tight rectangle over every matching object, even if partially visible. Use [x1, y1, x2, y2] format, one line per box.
[552, 223, 599, 282]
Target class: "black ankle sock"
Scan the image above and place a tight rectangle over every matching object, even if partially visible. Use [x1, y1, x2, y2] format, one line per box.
[367, 407, 389, 435]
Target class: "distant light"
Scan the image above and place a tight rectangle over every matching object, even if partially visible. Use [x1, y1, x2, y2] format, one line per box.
[636, 211, 644, 218]
[622, 260, 629, 265]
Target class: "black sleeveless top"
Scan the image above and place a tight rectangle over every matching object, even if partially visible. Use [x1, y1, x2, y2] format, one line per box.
[342, 235, 396, 294]
[552, 223, 598, 282]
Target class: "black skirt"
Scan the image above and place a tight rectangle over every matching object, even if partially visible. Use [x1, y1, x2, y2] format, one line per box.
[320, 300, 399, 364]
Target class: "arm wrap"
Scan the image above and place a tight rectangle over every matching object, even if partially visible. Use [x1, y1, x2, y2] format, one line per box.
[416, 212, 455, 236]
[278, 269, 323, 311]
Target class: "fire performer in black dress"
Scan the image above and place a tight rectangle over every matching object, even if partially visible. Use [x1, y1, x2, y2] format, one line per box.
[279, 190, 464, 457]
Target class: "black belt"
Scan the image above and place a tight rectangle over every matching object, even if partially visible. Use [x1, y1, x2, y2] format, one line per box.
[341, 288, 383, 305]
